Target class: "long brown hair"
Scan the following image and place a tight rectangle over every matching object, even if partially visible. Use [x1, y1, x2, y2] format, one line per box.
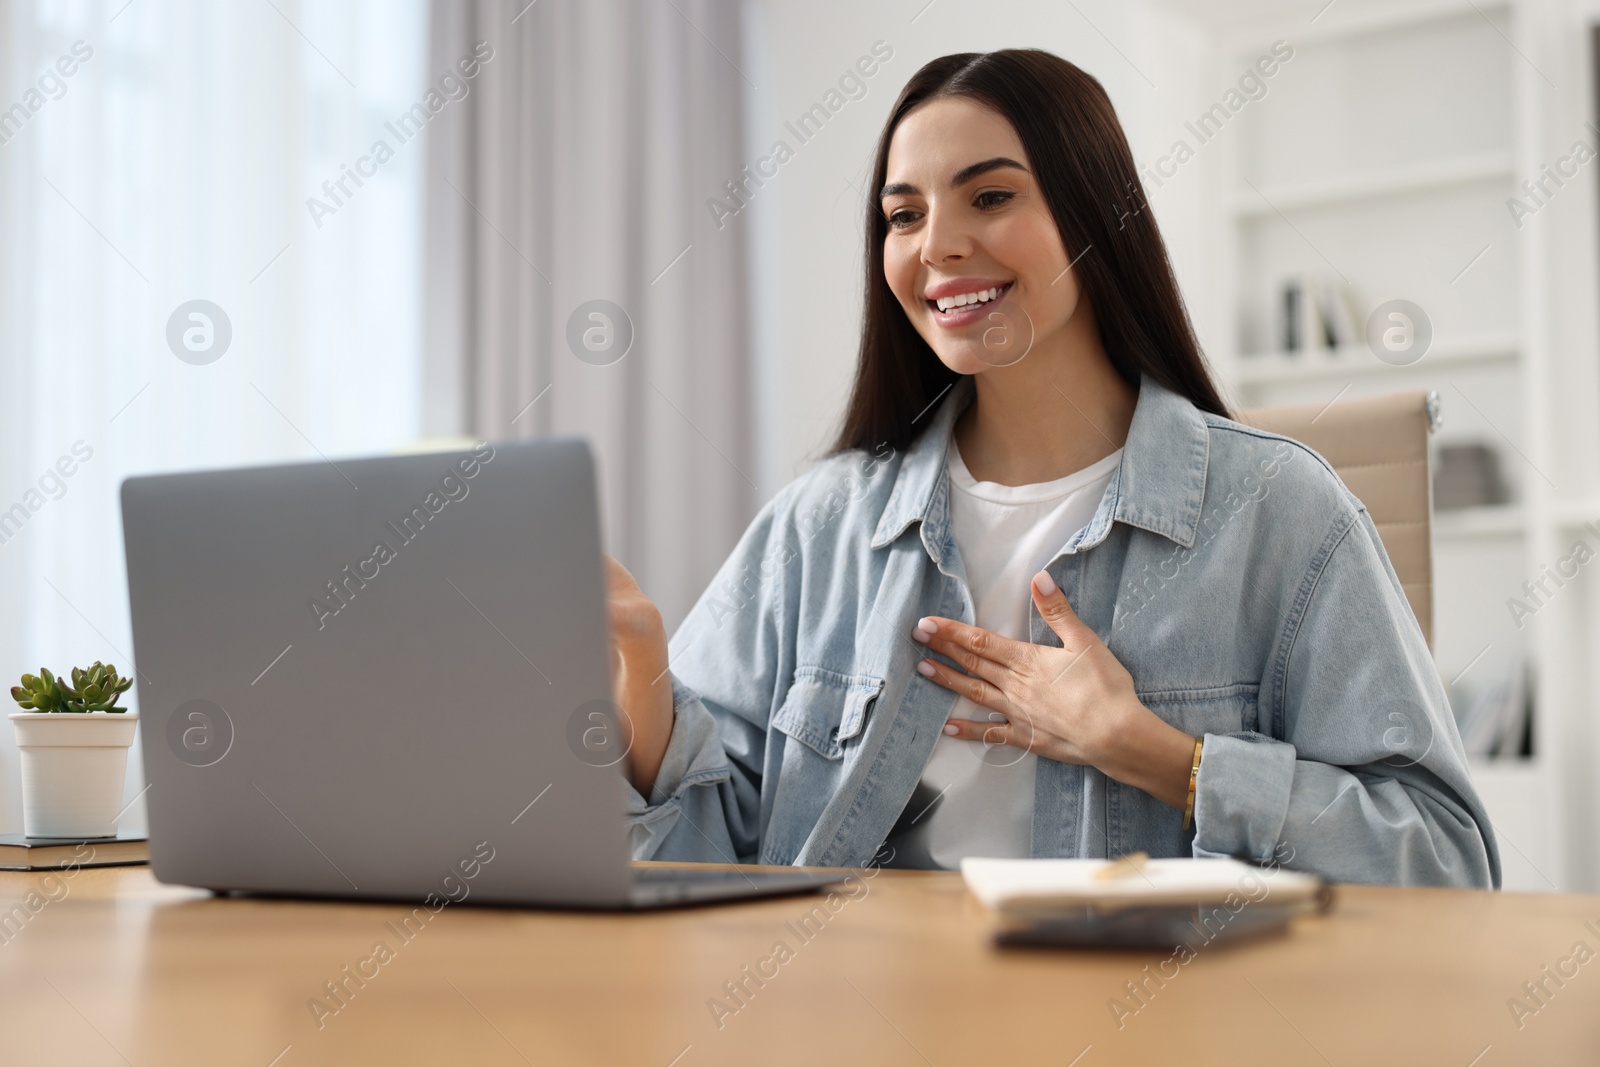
[829, 49, 1229, 455]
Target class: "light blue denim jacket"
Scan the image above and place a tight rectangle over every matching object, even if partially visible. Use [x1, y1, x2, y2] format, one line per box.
[626, 375, 1500, 888]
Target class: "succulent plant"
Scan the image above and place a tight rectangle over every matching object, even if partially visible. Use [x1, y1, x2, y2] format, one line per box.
[65, 662, 132, 712]
[11, 662, 132, 713]
[11, 668, 71, 712]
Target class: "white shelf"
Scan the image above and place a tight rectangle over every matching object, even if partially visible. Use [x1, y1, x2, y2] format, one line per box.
[1232, 153, 1513, 217]
[1467, 755, 1560, 891]
[1468, 756, 1539, 773]
[1432, 499, 1600, 536]
[1181, 0, 1510, 54]
[1552, 500, 1600, 529]
[1435, 505, 1525, 540]
[1208, 0, 1584, 889]
[1233, 334, 1519, 386]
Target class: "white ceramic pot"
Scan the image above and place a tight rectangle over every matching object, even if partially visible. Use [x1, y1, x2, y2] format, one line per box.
[10, 712, 139, 838]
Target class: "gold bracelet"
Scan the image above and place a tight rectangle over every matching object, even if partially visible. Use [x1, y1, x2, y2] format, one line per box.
[1181, 736, 1204, 831]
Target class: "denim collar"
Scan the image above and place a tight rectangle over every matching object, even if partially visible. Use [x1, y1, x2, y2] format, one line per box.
[869, 373, 1211, 555]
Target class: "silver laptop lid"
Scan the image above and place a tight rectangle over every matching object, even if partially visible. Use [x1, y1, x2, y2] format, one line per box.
[121, 438, 633, 906]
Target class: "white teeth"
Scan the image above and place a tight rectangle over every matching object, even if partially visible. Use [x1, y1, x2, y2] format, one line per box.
[935, 286, 1004, 312]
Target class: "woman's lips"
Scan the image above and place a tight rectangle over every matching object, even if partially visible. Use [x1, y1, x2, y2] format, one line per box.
[927, 282, 1013, 328]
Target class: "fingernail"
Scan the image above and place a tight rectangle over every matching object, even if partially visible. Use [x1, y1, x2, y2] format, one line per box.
[916, 660, 935, 677]
[912, 627, 930, 644]
[917, 617, 939, 634]
[1032, 570, 1057, 596]
[943, 723, 959, 736]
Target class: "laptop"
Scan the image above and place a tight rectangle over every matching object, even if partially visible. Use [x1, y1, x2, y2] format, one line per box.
[120, 438, 839, 908]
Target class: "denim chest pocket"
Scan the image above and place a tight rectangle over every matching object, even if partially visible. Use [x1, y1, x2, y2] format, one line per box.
[1136, 683, 1261, 739]
[762, 666, 885, 865]
[771, 665, 885, 759]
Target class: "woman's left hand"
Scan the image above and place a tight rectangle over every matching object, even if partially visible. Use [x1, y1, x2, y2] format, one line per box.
[912, 569, 1196, 809]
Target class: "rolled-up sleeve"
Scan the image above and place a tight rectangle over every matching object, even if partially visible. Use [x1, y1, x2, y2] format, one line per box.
[623, 494, 795, 864]
[1191, 509, 1501, 888]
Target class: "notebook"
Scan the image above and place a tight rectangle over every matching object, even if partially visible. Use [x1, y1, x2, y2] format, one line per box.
[0, 832, 149, 871]
[962, 856, 1331, 949]
[961, 856, 1326, 917]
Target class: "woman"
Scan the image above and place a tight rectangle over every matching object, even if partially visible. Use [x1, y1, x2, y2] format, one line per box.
[605, 49, 1498, 886]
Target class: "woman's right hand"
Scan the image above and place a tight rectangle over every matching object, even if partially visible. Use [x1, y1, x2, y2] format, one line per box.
[603, 555, 675, 797]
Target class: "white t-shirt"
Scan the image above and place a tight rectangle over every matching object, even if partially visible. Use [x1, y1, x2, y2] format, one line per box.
[890, 439, 1122, 870]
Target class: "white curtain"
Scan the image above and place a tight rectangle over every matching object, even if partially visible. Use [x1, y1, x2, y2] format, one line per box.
[0, 0, 429, 833]
[425, 0, 756, 632]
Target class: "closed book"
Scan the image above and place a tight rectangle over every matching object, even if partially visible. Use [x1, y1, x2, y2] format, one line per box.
[0, 831, 148, 871]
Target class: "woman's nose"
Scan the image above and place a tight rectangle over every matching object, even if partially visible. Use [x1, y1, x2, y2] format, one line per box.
[920, 204, 974, 265]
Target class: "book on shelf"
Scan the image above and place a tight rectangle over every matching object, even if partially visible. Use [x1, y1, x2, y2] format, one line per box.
[1280, 276, 1310, 352]
[1274, 271, 1364, 356]
[1453, 662, 1531, 759]
[0, 831, 148, 871]
[1316, 273, 1362, 349]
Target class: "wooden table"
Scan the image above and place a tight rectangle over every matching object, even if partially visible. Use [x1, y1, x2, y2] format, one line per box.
[1, 862, 1595, 1065]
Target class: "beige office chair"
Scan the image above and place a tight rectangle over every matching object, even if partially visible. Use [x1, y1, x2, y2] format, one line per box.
[1238, 390, 1440, 649]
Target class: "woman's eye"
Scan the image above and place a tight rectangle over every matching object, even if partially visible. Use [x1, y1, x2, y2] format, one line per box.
[975, 190, 1014, 210]
[886, 209, 922, 229]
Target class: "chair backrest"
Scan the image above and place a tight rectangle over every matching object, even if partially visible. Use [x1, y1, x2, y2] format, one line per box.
[1238, 390, 1438, 648]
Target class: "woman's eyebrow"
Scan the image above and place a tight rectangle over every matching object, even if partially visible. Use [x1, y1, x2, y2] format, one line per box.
[878, 156, 1030, 201]
[950, 156, 1028, 186]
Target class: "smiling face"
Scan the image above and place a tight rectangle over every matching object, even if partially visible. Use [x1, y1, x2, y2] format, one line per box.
[879, 96, 1083, 375]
